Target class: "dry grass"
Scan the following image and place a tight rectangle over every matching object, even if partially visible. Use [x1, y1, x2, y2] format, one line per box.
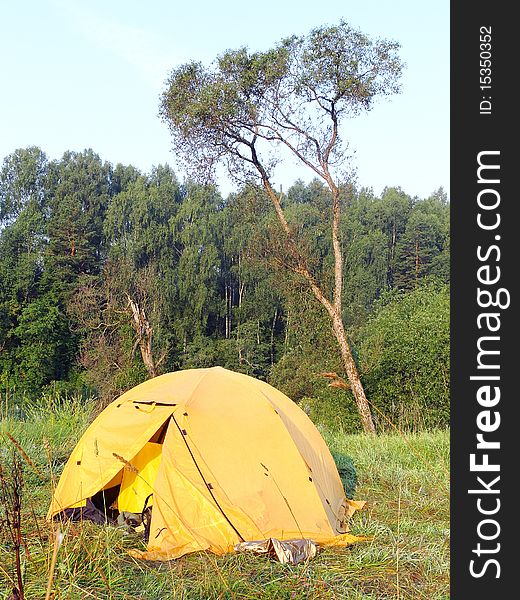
[0, 394, 449, 599]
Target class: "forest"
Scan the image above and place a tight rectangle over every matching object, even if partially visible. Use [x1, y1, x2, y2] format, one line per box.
[0, 146, 449, 433]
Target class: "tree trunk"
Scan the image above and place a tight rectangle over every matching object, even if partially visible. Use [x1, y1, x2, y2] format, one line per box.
[270, 307, 278, 365]
[330, 311, 375, 434]
[252, 149, 376, 434]
[415, 239, 420, 284]
[127, 295, 157, 379]
[225, 283, 230, 339]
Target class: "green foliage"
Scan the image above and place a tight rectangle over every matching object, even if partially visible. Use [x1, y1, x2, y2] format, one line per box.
[173, 182, 223, 340]
[0, 170, 47, 302]
[0, 146, 48, 225]
[301, 393, 362, 436]
[394, 189, 450, 290]
[342, 186, 418, 324]
[267, 287, 362, 433]
[358, 283, 450, 430]
[181, 335, 238, 370]
[11, 295, 72, 397]
[43, 149, 112, 289]
[0, 146, 449, 430]
[160, 20, 403, 182]
[96, 166, 184, 385]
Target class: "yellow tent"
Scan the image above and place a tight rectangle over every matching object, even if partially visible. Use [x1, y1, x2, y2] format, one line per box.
[48, 367, 364, 560]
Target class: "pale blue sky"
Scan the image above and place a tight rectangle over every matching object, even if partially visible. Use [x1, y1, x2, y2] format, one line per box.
[1, 0, 449, 199]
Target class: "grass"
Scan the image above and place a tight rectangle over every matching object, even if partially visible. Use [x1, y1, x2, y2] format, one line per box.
[0, 394, 450, 599]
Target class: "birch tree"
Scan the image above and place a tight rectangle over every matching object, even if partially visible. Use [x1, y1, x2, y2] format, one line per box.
[160, 20, 403, 433]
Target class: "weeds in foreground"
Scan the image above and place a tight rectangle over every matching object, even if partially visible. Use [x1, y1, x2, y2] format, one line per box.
[0, 447, 24, 599]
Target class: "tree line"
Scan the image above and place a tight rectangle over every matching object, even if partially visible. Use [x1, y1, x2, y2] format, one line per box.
[0, 146, 449, 431]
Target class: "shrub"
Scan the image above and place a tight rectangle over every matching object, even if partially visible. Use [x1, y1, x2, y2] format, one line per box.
[358, 282, 450, 431]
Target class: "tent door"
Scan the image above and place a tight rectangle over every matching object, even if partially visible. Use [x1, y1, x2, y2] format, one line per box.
[116, 442, 162, 513]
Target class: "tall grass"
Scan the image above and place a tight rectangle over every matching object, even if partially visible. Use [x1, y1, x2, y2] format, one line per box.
[1, 394, 449, 599]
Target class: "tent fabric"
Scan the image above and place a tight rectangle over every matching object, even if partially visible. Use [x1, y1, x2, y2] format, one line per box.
[48, 367, 364, 560]
[117, 442, 162, 513]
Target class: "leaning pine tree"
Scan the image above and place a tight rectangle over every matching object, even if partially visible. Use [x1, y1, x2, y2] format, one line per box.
[160, 20, 403, 434]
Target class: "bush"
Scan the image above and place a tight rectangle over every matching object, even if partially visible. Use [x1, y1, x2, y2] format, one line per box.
[358, 282, 450, 431]
[300, 394, 362, 436]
